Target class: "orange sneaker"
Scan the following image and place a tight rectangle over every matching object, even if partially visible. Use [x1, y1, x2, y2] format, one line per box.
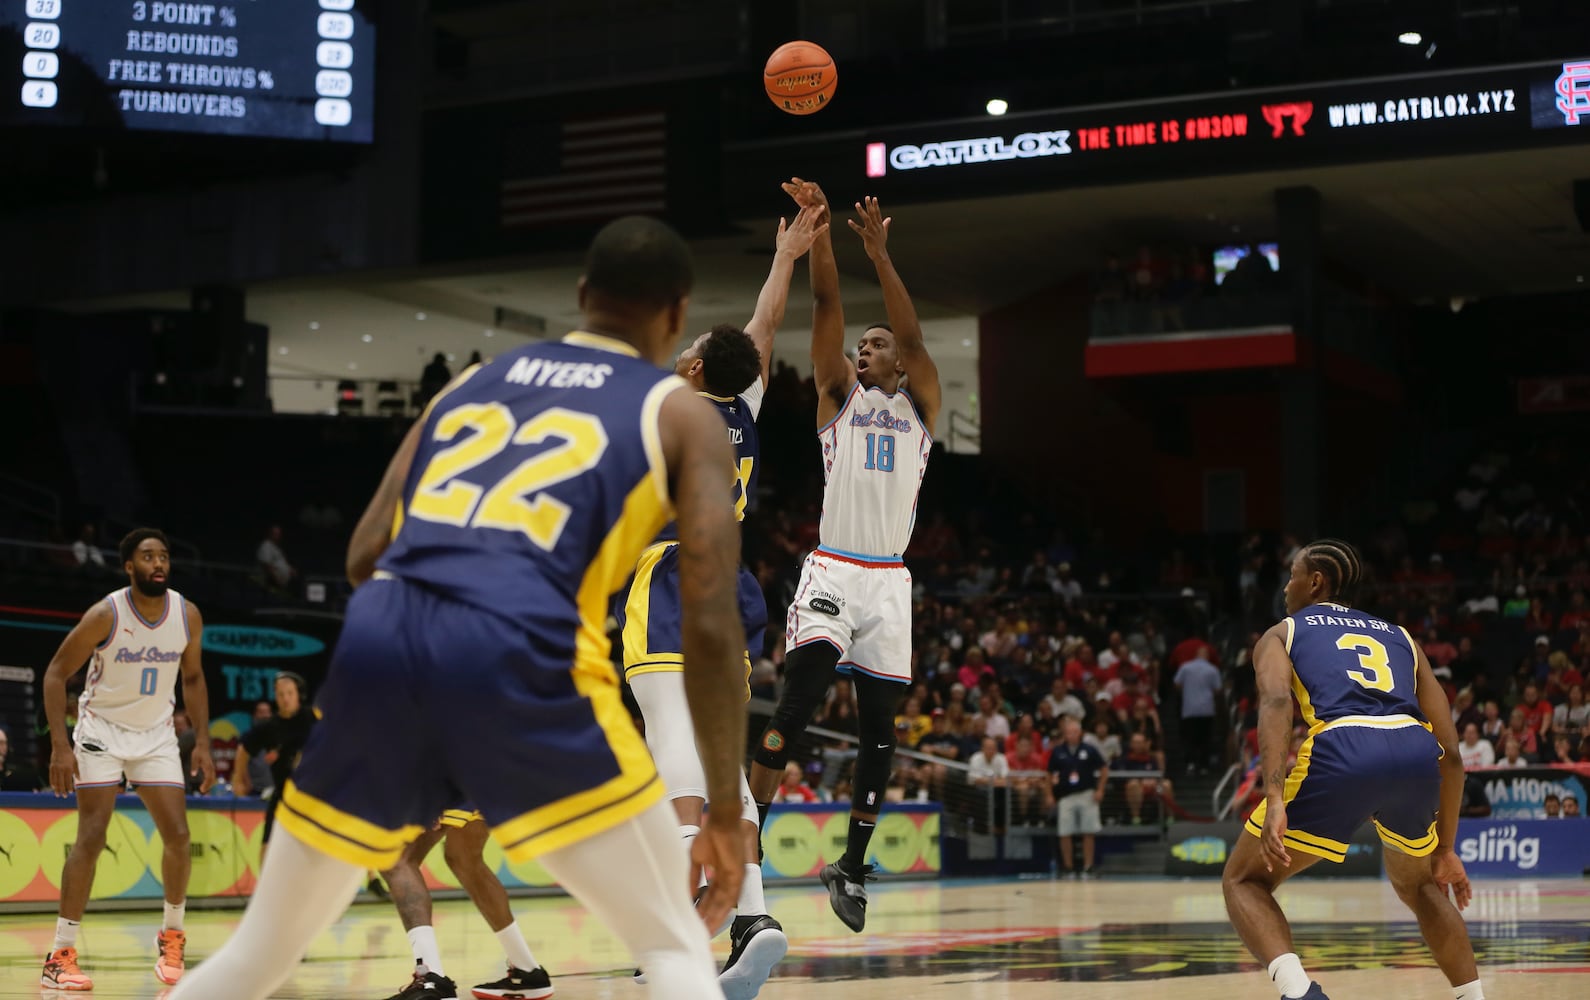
[155, 929, 186, 985]
[41, 946, 93, 991]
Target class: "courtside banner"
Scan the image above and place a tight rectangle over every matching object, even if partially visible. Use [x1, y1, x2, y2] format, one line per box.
[1475, 764, 1590, 818]
[1455, 818, 1590, 877]
[0, 796, 938, 909]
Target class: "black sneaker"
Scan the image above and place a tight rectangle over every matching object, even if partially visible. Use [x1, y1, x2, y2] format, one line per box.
[1300, 983, 1330, 1000]
[469, 964, 553, 999]
[719, 915, 788, 1000]
[819, 860, 875, 932]
[385, 963, 458, 1000]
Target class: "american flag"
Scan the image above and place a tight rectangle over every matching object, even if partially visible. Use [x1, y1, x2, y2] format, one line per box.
[498, 111, 668, 229]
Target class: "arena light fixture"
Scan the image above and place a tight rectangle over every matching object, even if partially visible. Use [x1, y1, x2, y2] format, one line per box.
[361, 333, 373, 343]
[1398, 31, 1422, 45]
[985, 98, 1008, 116]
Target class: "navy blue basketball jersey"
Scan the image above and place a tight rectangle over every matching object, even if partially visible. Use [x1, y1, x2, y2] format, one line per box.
[377, 332, 683, 651]
[1285, 602, 1427, 729]
[652, 387, 760, 542]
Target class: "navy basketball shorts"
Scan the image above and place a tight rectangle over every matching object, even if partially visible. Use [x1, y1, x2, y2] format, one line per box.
[277, 576, 661, 869]
[1245, 720, 1441, 862]
[617, 541, 766, 695]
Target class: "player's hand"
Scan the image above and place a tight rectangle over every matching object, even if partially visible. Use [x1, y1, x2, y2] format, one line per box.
[1432, 849, 1472, 910]
[1259, 803, 1292, 872]
[49, 743, 78, 797]
[781, 176, 829, 217]
[847, 196, 892, 261]
[192, 743, 217, 794]
[775, 204, 830, 259]
[690, 817, 745, 933]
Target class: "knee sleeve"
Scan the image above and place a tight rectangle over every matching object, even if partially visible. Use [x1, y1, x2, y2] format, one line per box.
[753, 642, 841, 771]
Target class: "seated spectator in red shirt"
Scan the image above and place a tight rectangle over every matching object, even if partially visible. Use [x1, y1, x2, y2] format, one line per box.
[772, 762, 818, 803]
[1559, 591, 1590, 632]
[1422, 628, 1458, 668]
[1064, 643, 1101, 688]
[1519, 683, 1554, 737]
[1004, 712, 1046, 756]
[1523, 598, 1555, 634]
[1116, 732, 1174, 825]
[1005, 734, 1053, 825]
[1505, 707, 1541, 759]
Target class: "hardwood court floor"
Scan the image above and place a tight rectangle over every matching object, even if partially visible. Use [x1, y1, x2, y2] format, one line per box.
[3, 878, 1587, 998]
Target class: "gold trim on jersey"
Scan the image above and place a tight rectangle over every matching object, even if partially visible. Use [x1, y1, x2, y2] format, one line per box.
[1374, 818, 1439, 857]
[1397, 625, 1419, 693]
[491, 473, 670, 862]
[1319, 713, 1429, 733]
[699, 391, 736, 403]
[640, 376, 686, 508]
[620, 540, 753, 697]
[440, 809, 484, 829]
[1242, 733, 1351, 863]
[1283, 617, 1296, 655]
[563, 331, 641, 357]
[276, 780, 425, 870]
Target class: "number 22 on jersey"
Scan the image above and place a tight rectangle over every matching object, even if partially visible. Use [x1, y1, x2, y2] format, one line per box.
[407, 402, 608, 550]
[1336, 632, 1393, 692]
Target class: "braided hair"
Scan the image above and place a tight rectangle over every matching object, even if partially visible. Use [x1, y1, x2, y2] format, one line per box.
[1300, 538, 1365, 606]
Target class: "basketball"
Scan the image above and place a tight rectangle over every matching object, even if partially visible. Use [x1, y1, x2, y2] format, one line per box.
[764, 40, 837, 116]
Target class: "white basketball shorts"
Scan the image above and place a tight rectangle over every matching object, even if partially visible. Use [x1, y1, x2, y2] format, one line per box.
[73, 712, 185, 790]
[785, 546, 912, 684]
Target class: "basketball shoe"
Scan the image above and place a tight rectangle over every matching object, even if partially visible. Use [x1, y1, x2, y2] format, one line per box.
[719, 915, 788, 1000]
[470, 964, 554, 999]
[41, 947, 93, 991]
[820, 860, 875, 932]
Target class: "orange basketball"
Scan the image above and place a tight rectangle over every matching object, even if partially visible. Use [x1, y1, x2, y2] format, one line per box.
[764, 41, 837, 116]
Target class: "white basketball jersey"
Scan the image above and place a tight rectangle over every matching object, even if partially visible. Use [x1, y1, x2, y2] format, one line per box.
[80, 588, 189, 731]
[817, 382, 931, 557]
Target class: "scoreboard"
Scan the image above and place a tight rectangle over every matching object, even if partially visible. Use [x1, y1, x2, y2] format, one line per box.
[3, 0, 375, 142]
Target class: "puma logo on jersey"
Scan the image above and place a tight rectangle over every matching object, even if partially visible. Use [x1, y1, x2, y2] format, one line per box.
[503, 357, 612, 389]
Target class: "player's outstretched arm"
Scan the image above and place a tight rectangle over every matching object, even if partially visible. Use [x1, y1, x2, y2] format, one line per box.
[784, 177, 854, 426]
[179, 601, 216, 792]
[42, 601, 113, 796]
[661, 386, 748, 926]
[346, 419, 424, 587]
[744, 204, 829, 390]
[848, 196, 942, 436]
[1253, 623, 1294, 871]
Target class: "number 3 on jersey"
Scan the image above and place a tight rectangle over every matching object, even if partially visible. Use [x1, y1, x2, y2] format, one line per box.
[1336, 633, 1393, 692]
[408, 403, 608, 550]
[863, 432, 895, 472]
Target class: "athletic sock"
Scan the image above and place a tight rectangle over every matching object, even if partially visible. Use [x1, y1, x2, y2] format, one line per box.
[494, 921, 539, 972]
[162, 900, 186, 932]
[842, 817, 876, 871]
[407, 926, 444, 977]
[1267, 952, 1310, 999]
[1453, 979, 1484, 1000]
[679, 824, 706, 890]
[737, 863, 767, 917]
[53, 917, 80, 953]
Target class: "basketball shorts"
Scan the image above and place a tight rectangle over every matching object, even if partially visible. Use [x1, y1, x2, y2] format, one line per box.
[278, 576, 661, 870]
[785, 546, 912, 684]
[1245, 717, 1441, 862]
[618, 541, 765, 696]
[73, 712, 184, 790]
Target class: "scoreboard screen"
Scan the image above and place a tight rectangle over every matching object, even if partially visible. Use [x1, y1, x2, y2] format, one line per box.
[2, 0, 375, 142]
